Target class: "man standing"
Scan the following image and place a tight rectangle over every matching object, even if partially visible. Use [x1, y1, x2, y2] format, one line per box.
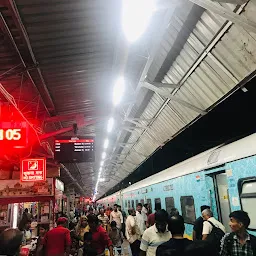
[117, 205, 127, 238]
[43, 217, 71, 256]
[126, 208, 141, 256]
[0, 228, 23, 256]
[98, 208, 109, 231]
[140, 209, 171, 256]
[147, 204, 161, 227]
[136, 203, 147, 235]
[202, 209, 225, 240]
[221, 210, 256, 256]
[87, 214, 114, 256]
[110, 204, 123, 229]
[156, 215, 192, 255]
[193, 205, 210, 240]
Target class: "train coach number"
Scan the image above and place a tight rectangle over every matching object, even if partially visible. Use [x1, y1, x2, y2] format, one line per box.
[163, 185, 173, 191]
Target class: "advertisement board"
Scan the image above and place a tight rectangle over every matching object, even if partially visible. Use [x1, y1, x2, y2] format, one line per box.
[0, 179, 53, 198]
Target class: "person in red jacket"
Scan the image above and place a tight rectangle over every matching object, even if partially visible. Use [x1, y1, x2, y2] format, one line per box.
[43, 217, 71, 256]
[87, 214, 114, 256]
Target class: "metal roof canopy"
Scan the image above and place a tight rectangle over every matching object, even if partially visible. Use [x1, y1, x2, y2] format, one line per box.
[1, 0, 256, 198]
[98, 0, 256, 199]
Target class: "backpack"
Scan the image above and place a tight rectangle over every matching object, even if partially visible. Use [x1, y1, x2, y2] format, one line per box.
[206, 220, 225, 251]
[226, 232, 256, 256]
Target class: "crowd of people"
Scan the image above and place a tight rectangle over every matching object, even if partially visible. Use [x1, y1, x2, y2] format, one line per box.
[0, 203, 255, 256]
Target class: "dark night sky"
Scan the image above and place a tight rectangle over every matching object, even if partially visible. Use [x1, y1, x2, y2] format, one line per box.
[102, 76, 256, 197]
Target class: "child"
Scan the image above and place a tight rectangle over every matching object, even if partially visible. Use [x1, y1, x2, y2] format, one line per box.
[109, 221, 123, 255]
[83, 232, 97, 256]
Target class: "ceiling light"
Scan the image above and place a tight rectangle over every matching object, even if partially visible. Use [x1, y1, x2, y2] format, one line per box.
[99, 167, 102, 172]
[103, 139, 109, 149]
[107, 118, 114, 133]
[102, 152, 106, 159]
[100, 161, 104, 167]
[122, 0, 156, 42]
[113, 77, 125, 106]
[99, 178, 105, 182]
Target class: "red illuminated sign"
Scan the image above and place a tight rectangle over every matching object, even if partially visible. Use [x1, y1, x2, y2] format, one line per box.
[21, 158, 46, 182]
[0, 122, 27, 148]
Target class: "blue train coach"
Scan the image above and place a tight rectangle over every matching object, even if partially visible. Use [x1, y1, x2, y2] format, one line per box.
[98, 133, 256, 238]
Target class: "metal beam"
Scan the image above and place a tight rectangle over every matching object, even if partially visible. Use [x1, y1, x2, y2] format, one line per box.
[44, 113, 84, 123]
[188, 0, 256, 34]
[60, 164, 86, 195]
[145, 81, 180, 89]
[142, 82, 206, 114]
[40, 119, 96, 140]
[211, 0, 247, 4]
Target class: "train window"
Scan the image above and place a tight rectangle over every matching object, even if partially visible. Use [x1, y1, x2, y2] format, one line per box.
[155, 198, 162, 210]
[125, 200, 127, 208]
[147, 199, 152, 213]
[180, 196, 196, 224]
[165, 197, 175, 214]
[128, 200, 131, 208]
[135, 200, 139, 206]
[141, 199, 145, 205]
[131, 200, 134, 208]
[239, 179, 256, 230]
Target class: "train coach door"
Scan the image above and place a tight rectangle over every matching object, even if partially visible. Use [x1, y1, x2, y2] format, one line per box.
[216, 173, 231, 232]
[205, 172, 231, 232]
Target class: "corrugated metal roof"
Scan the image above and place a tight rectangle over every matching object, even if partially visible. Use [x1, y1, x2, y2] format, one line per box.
[2, 0, 256, 198]
[99, 0, 256, 198]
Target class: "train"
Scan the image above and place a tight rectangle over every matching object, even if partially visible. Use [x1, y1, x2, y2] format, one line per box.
[97, 133, 256, 238]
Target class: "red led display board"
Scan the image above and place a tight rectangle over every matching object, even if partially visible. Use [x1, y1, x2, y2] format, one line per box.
[0, 122, 28, 148]
[21, 158, 46, 182]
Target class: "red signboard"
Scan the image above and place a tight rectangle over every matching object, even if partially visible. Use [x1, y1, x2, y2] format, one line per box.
[21, 158, 46, 182]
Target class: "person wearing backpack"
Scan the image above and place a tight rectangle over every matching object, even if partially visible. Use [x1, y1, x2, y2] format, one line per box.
[202, 209, 226, 250]
[220, 210, 256, 256]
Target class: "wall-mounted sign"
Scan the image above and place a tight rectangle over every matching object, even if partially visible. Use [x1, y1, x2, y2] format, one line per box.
[0, 179, 53, 198]
[54, 136, 95, 163]
[21, 158, 46, 182]
[55, 179, 64, 192]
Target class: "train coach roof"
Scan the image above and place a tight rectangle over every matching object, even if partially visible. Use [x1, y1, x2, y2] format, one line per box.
[118, 133, 256, 194]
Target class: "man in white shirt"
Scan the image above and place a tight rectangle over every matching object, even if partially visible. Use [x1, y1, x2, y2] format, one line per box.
[126, 208, 141, 256]
[110, 204, 123, 229]
[140, 209, 171, 256]
[136, 203, 147, 236]
[202, 208, 226, 240]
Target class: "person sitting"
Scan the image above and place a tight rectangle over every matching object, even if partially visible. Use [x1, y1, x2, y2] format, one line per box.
[156, 215, 192, 256]
[109, 221, 124, 255]
[0, 228, 23, 256]
[220, 210, 256, 256]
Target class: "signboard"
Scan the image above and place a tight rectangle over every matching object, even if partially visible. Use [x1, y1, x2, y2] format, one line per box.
[0, 122, 28, 148]
[54, 136, 95, 163]
[55, 179, 64, 192]
[0, 179, 53, 198]
[21, 158, 46, 182]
